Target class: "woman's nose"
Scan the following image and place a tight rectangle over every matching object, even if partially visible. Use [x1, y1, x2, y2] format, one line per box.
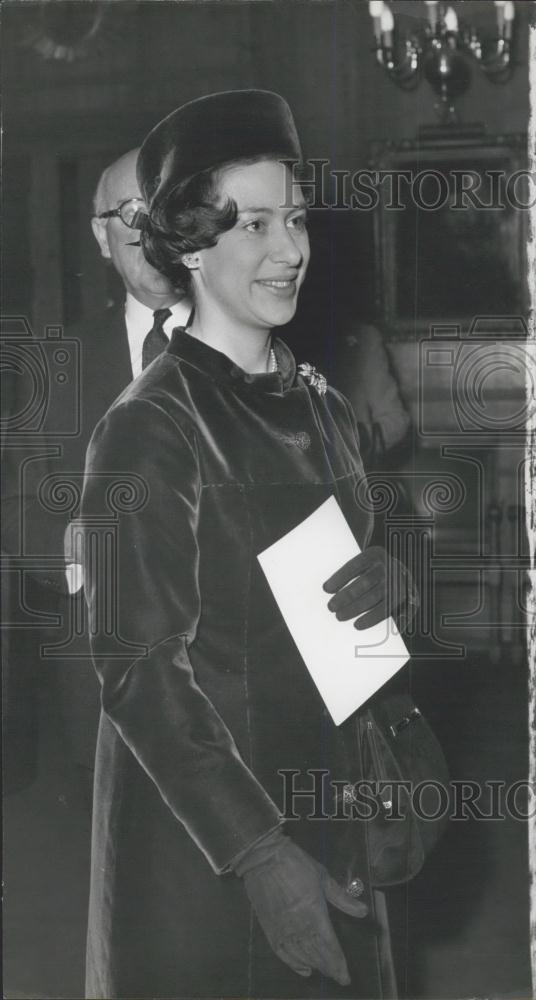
[269, 225, 305, 266]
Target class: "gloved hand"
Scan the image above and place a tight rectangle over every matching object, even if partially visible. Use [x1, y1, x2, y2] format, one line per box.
[323, 545, 419, 633]
[233, 828, 368, 985]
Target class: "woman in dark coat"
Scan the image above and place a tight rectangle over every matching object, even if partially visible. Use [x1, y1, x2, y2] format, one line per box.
[82, 90, 416, 1000]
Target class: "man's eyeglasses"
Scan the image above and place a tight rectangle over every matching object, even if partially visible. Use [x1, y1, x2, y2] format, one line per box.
[96, 197, 149, 230]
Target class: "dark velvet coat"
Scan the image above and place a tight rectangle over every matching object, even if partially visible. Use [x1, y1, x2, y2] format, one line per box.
[82, 328, 395, 999]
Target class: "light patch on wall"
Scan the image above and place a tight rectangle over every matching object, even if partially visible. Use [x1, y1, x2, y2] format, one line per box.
[527, 13, 536, 997]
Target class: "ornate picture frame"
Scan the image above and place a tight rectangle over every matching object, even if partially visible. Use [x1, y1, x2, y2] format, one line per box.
[370, 129, 528, 339]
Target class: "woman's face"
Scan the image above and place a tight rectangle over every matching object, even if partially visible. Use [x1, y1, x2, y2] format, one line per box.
[192, 159, 310, 332]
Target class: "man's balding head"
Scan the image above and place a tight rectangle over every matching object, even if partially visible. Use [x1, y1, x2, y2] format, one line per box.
[92, 148, 181, 310]
[93, 149, 140, 216]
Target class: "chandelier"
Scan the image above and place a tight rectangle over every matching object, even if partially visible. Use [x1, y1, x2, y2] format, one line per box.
[368, 1, 516, 122]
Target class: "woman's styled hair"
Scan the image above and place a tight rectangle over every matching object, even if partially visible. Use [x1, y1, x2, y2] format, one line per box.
[140, 164, 236, 294]
[140, 154, 305, 296]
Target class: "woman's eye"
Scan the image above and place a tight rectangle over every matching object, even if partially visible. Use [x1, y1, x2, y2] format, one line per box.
[288, 215, 307, 231]
[245, 219, 263, 232]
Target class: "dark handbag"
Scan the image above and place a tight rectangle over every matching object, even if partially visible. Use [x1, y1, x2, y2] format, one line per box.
[359, 691, 450, 888]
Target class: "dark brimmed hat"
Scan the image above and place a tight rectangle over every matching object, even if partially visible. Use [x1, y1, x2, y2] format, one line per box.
[137, 89, 302, 205]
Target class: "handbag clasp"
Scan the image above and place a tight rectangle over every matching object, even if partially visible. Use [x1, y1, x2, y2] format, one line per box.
[389, 706, 421, 739]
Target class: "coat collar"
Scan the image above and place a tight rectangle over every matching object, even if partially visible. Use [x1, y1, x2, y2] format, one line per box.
[167, 326, 297, 394]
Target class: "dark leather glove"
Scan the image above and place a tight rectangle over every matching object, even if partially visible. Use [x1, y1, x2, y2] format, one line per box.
[323, 545, 419, 633]
[233, 827, 368, 985]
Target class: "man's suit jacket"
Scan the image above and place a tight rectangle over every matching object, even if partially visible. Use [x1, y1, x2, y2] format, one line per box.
[3, 303, 134, 580]
[3, 303, 135, 781]
[40, 302, 134, 576]
[67, 303, 134, 474]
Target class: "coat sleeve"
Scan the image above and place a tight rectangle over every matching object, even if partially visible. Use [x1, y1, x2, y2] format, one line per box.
[82, 396, 281, 873]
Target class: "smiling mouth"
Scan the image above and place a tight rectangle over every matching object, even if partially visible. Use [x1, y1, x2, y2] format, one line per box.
[256, 278, 298, 294]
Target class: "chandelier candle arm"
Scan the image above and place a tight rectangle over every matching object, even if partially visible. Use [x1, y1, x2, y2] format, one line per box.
[380, 4, 395, 50]
[503, 2, 515, 41]
[495, 0, 507, 36]
[425, 1, 440, 33]
[444, 6, 458, 34]
[368, 0, 517, 122]
[368, 1, 385, 45]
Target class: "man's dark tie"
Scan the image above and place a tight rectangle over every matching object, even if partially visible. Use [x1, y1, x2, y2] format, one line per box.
[142, 308, 172, 370]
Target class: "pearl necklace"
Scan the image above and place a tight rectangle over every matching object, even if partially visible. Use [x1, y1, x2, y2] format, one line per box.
[268, 347, 278, 373]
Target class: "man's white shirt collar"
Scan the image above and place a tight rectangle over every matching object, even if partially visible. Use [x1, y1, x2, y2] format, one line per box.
[125, 292, 192, 379]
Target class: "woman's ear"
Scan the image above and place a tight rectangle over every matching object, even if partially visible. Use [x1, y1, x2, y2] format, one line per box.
[181, 253, 200, 270]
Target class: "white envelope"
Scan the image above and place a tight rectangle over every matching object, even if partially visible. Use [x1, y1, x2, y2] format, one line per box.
[257, 496, 409, 726]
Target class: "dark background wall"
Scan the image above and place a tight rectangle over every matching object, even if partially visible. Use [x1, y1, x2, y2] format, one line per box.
[2, 3, 532, 999]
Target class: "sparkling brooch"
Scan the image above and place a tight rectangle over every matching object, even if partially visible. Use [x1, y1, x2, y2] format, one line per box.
[297, 362, 328, 396]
